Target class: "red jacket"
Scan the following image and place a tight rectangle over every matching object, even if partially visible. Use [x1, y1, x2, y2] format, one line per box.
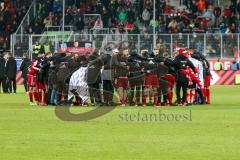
[28, 60, 40, 76]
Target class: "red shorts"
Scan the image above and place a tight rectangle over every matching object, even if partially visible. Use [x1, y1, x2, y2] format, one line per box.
[204, 75, 211, 87]
[165, 74, 176, 88]
[27, 75, 37, 87]
[37, 81, 46, 90]
[145, 74, 159, 88]
[116, 77, 128, 89]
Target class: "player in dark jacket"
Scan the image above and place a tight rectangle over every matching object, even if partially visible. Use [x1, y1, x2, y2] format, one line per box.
[92, 48, 115, 106]
[162, 53, 176, 106]
[155, 55, 169, 106]
[35, 53, 48, 106]
[174, 49, 196, 106]
[112, 48, 129, 106]
[201, 54, 211, 104]
[20, 53, 31, 93]
[47, 57, 57, 105]
[86, 50, 103, 106]
[5, 53, 17, 93]
[143, 49, 160, 106]
[127, 50, 145, 106]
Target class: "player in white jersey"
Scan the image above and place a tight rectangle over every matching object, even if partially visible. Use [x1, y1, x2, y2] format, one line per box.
[189, 57, 204, 86]
[184, 50, 204, 105]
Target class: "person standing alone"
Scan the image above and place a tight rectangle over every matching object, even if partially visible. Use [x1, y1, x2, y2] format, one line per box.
[5, 53, 17, 94]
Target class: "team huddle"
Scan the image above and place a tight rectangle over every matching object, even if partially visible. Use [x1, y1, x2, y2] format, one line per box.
[24, 43, 211, 107]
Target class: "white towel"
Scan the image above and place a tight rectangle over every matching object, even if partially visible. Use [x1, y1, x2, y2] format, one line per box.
[68, 67, 89, 102]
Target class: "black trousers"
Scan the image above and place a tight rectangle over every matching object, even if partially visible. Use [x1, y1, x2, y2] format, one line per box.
[180, 0, 183, 5]
[47, 88, 52, 105]
[2, 77, 8, 93]
[103, 80, 114, 104]
[8, 78, 16, 93]
[158, 77, 168, 103]
[129, 85, 141, 104]
[56, 82, 68, 103]
[176, 81, 188, 103]
[88, 83, 101, 104]
[0, 77, 4, 93]
[180, 0, 192, 8]
[23, 75, 28, 92]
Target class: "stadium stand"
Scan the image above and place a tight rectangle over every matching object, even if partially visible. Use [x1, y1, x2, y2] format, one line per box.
[1, 0, 240, 58]
[0, 0, 32, 53]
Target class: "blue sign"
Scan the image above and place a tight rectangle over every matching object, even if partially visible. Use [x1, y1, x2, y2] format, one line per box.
[16, 58, 23, 71]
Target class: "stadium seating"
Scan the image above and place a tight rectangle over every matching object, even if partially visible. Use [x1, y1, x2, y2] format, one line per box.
[1, 0, 240, 54]
[0, 0, 32, 52]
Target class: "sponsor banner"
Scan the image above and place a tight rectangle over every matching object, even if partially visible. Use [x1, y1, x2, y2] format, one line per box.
[16, 59, 24, 85]
[210, 70, 240, 85]
[208, 59, 235, 71]
[59, 41, 94, 54]
[208, 59, 240, 85]
[16, 71, 24, 85]
[16, 58, 23, 71]
[59, 47, 94, 54]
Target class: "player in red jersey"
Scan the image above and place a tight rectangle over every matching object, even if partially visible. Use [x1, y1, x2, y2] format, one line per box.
[186, 66, 202, 105]
[203, 60, 211, 104]
[174, 49, 197, 106]
[185, 50, 204, 106]
[36, 53, 48, 106]
[112, 48, 129, 106]
[27, 59, 40, 106]
[162, 52, 176, 106]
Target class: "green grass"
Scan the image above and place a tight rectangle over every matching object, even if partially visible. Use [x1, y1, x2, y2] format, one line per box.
[0, 85, 240, 160]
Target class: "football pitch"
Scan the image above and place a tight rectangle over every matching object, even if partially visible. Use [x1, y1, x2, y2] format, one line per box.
[0, 85, 240, 160]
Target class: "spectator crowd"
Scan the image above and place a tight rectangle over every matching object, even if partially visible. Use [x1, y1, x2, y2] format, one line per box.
[0, 0, 32, 53]
[2, 0, 240, 57]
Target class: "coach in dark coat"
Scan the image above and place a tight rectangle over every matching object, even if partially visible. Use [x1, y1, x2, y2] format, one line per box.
[100, 50, 114, 106]
[174, 53, 196, 104]
[87, 51, 103, 105]
[20, 53, 31, 92]
[88, 48, 115, 106]
[0, 54, 5, 93]
[55, 54, 81, 105]
[5, 53, 17, 93]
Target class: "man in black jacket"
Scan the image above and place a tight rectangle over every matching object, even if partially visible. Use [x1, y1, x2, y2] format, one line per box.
[0, 54, 5, 93]
[20, 53, 31, 93]
[162, 53, 176, 106]
[102, 51, 114, 106]
[142, 49, 160, 106]
[87, 50, 103, 106]
[127, 51, 145, 106]
[99, 48, 115, 106]
[2, 53, 8, 93]
[174, 50, 196, 106]
[5, 52, 17, 93]
[89, 46, 117, 106]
